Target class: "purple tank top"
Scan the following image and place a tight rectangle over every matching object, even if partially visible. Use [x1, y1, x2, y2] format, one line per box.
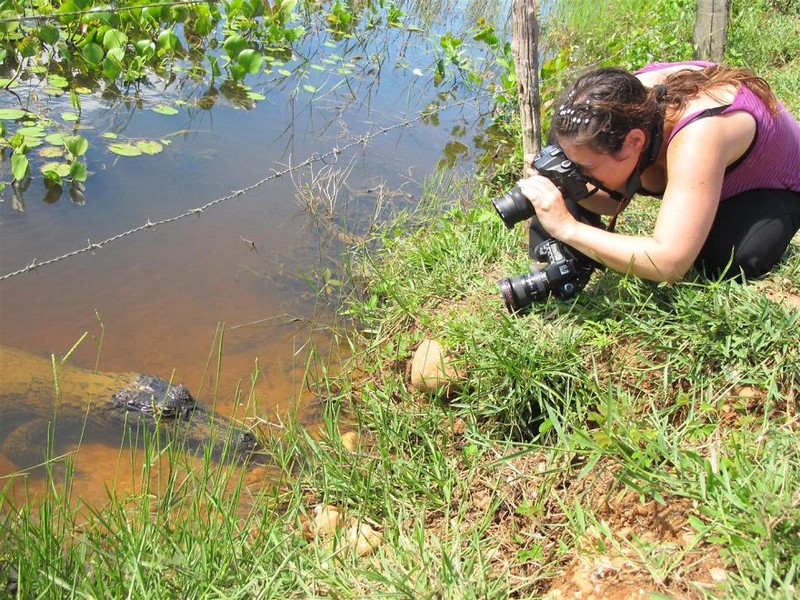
[636, 61, 800, 198]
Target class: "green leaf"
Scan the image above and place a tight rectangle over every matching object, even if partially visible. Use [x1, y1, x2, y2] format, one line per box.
[302, 84, 317, 93]
[81, 42, 104, 66]
[237, 49, 264, 74]
[151, 105, 179, 116]
[61, 112, 80, 122]
[222, 34, 247, 60]
[45, 133, 68, 145]
[103, 49, 124, 80]
[135, 140, 163, 155]
[65, 135, 88, 157]
[17, 37, 39, 58]
[0, 109, 26, 120]
[70, 161, 88, 182]
[38, 24, 60, 45]
[102, 29, 128, 50]
[108, 143, 142, 157]
[48, 75, 69, 89]
[157, 29, 181, 52]
[11, 153, 29, 181]
[135, 39, 156, 58]
[100, 132, 118, 139]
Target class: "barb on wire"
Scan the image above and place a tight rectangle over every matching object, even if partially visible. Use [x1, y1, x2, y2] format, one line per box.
[0, 94, 490, 282]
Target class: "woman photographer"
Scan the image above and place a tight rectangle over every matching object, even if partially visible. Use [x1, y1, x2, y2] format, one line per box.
[518, 61, 800, 283]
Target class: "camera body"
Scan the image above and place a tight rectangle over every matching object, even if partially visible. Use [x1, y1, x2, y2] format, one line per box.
[492, 144, 594, 313]
[492, 144, 590, 229]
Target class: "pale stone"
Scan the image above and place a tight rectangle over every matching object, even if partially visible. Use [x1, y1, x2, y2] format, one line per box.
[410, 339, 458, 392]
[312, 505, 342, 537]
[340, 431, 358, 452]
[347, 523, 383, 556]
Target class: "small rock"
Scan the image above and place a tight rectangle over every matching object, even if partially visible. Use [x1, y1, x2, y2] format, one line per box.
[347, 522, 383, 556]
[410, 339, 459, 393]
[709, 567, 727, 582]
[312, 505, 342, 537]
[340, 431, 358, 452]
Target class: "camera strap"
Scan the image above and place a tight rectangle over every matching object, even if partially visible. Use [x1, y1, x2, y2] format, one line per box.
[605, 120, 664, 232]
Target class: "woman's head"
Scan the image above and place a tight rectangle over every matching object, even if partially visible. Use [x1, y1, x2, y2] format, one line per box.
[550, 67, 662, 156]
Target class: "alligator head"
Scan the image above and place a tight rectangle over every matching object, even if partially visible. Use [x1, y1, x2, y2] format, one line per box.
[112, 375, 196, 420]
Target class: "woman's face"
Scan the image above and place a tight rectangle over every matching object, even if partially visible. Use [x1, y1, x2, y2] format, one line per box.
[559, 134, 642, 193]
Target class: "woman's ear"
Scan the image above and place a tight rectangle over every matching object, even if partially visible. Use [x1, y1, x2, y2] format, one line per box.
[621, 128, 647, 159]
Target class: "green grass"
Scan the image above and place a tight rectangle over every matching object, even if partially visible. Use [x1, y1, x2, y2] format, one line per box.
[2, 0, 800, 597]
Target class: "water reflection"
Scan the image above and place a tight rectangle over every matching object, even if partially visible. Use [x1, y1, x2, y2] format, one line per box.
[0, 2, 505, 501]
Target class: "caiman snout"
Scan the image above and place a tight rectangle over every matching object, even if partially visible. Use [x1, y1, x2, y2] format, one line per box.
[113, 375, 196, 419]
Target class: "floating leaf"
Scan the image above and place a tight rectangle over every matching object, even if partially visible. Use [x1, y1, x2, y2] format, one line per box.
[43, 85, 65, 97]
[17, 126, 46, 137]
[46, 133, 68, 145]
[0, 109, 26, 120]
[135, 140, 163, 154]
[40, 161, 72, 177]
[61, 112, 79, 122]
[48, 75, 69, 88]
[151, 105, 179, 116]
[38, 146, 65, 158]
[247, 92, 266, 100]
[303, 84, 317, 93]
[100, 132, 119, 139]
[108, 142, 142, 156]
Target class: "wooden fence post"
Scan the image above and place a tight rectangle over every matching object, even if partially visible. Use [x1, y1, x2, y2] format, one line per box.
[512, 0, 542, 159]
[694, 0, 729, 62]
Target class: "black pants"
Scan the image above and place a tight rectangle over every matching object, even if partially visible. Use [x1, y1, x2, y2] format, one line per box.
[696, 188, 800, 280]
[528, 188, 800, 280]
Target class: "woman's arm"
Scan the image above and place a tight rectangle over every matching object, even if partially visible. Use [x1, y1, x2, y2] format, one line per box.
[519, 116, 746, 282]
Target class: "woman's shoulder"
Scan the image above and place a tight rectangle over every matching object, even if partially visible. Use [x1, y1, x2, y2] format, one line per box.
[635, 60, 713, 86]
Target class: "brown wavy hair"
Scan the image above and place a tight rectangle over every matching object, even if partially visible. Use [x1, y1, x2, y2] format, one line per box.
[550, 65, 779, 155]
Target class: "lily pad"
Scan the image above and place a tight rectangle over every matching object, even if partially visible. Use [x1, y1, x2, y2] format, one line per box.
[108, 142, 142, 157]
[40, 162, 72, 177]
[135, 140, 163, 155]
[38, 147, 65, 158]
[151, 105, 179, 116]
[101, 132, 119, 139]
[0, 109, 26, 120]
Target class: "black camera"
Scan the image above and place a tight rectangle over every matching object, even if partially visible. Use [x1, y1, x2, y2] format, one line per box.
[492, 144, 590, 229]
[498, 239, 592, 312]
[493, 145, 595, 313]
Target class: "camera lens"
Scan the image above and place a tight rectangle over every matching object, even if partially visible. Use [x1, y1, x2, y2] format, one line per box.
[498, 270, 550, 313]
[492, 186, 535, 229]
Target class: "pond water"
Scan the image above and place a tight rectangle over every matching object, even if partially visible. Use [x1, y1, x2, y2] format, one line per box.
[0, 1, 507, 504]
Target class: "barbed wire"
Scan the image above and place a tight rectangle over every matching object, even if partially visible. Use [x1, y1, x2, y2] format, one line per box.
[0, 93, 490, 282]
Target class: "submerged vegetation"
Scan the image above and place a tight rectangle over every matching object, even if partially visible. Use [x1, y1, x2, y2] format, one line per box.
[2, 0, 800, 597]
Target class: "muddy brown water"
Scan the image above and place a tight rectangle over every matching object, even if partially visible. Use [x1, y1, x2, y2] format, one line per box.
[0, 13, 498, 506]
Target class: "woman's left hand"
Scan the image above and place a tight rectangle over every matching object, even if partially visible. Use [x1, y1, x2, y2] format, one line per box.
[517, 175, 577, 240]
